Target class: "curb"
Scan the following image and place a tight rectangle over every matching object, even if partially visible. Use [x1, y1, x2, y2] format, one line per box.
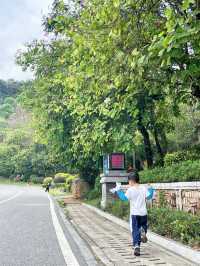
[82, 203, 200, 265]
[51, 197, 99, 266]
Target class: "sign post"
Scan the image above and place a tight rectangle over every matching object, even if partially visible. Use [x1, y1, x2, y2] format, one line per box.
[100, 153, 129, 209]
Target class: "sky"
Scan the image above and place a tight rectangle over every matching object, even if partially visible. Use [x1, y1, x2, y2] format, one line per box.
[0, 0, 53, 81]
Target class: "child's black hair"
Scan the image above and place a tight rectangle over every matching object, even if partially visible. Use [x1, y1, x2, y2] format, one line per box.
[128, 171, 140, 183]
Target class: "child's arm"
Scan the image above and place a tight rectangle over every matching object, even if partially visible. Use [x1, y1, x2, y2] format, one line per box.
[116, 190, 128, 201]
[146, 186, 155, 200]
[110, 183, 129, 201]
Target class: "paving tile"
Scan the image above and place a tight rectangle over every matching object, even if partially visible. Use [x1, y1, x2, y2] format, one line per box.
[66, 204, 195, 266]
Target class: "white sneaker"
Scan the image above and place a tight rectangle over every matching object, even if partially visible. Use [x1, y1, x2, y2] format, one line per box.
[134, 246, 140, 256]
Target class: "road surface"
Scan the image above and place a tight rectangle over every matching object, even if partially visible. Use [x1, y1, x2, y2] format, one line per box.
[0, 184, 96, 266]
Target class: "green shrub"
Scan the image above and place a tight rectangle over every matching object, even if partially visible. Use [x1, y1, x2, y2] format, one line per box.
[4, 97, 16, 106]
[158, 191, 167, 207]
[140, 159, 200, 183]
[165, 150, 200, 166]
[30, 175, 43, 184]
[43, 177, 53, 186]
[148, 207, 200, 247]
[55, 172, 70, 179]
[85, 198, 101, 208]
[87, 189, 100, 200]
[54, 183, 66, 188]
[94, 175, 101, 194]
[106, 199, 129, 220]
[54, 173, 69, 183]
[54, 176, 66, 183]
[20, 175, 30, 182]
[85, 175, 101, 200]
[0, 144, 17, 177]
[65, 174, 77, 192]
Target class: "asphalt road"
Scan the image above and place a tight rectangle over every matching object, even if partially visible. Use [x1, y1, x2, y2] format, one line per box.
[0, 185, 75, 266]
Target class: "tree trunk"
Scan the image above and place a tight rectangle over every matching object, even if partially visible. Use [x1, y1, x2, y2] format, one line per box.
[159, 129, 168, 155]
[137, 119, 153, 168]
[196, 0, 200, 19]
[153, 126, 164, 166]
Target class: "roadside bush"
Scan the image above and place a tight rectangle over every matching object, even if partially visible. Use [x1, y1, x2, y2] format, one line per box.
[54, 183, 65, 188]
[148, 207, 200, 248]
[43, 177, 53, 186]
[20, 174, 30, 182]
[65, 174, 77, 192]
[54, 173, 69, 183]
[164, 150, 199, 166]
[30, 175, 43, 184]
[0, 144, 17, 177]
[140, 159, 200, 183]
[86, 189, 100, 200]
[85, 175, 101, 200]
[94, 175, 101, 194]
[13, 148, 33, 180]
[106, 199, 129, 220]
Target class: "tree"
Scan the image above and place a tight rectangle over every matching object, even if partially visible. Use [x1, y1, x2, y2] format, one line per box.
[0, 79, 22, 103]
[148, 0, 200, 102]
[17, 0, 198, 175]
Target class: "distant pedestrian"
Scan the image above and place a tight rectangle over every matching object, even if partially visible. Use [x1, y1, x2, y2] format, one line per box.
[110, 172, 155, 256]
[45, 183, 51, 192]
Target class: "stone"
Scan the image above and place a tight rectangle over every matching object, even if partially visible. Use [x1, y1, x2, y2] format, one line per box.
[71, 178, 90, 199]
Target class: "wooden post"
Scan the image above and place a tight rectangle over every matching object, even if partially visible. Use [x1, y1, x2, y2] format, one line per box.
[179, 189, 183, 210]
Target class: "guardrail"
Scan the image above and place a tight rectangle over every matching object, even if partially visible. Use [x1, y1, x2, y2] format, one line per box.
[121, 181, 200, 214]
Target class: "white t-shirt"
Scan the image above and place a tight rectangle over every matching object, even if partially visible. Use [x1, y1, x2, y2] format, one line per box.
[125, 185, 148, 216]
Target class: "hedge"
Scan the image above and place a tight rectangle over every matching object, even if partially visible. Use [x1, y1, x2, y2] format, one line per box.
[30, 175, 43, 184]
[164, 150, 200, 166]
[65, 174, 77, 192]
[148, 207, 200, 248]
[54, 173, 69, 183]
[43, 177, 53, 186]
[86, 175, 101, 200]
[140, 159, 200, 183]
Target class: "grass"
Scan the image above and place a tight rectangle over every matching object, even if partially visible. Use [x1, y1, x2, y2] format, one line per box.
[0, 177, 43, 187]
[0, 177, 30, 186]
[57, 199, 66, 208]
[0, 177, 16, 184]
[49, 187, 69, 197]
[84, 197, 101, 208]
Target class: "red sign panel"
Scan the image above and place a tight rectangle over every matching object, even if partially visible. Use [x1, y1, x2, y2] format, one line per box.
[110, 153, 125, 169]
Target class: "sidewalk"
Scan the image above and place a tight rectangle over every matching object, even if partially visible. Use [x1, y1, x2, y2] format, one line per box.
[65, 202, 196, 266]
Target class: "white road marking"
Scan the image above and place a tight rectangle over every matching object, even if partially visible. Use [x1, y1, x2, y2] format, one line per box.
[48, 195, 80, 266]
[18, 203, 48, 206]
[0, 191, 23, 205]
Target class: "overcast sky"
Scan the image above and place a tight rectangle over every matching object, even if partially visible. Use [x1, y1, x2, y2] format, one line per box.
[0, 0, 53, 81]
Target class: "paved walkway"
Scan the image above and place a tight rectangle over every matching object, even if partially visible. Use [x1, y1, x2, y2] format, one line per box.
[66, 203, 195, 266]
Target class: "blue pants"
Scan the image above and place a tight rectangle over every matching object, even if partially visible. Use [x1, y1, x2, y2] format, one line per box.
[131, 215, 147, 247]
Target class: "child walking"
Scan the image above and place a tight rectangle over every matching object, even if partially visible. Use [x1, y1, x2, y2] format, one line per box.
[111, 172, 154, 256]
